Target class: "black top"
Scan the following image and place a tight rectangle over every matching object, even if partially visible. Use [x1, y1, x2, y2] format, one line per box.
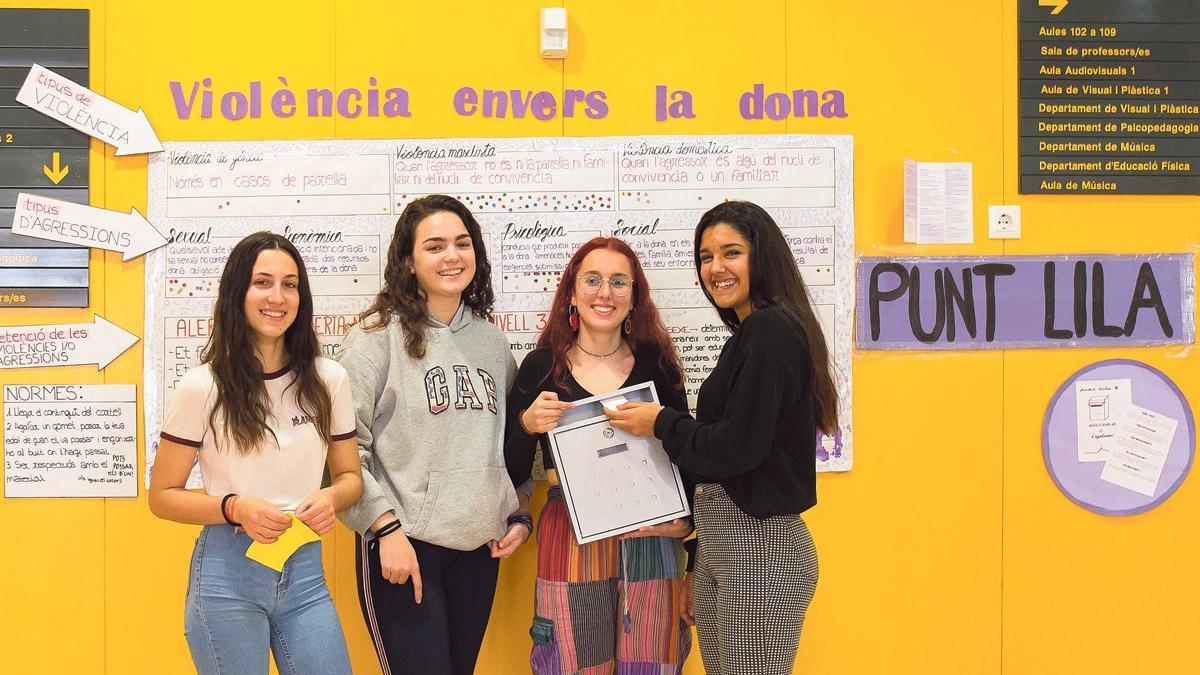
[654, 306, 818, 519]
[504, 346, 690, 488]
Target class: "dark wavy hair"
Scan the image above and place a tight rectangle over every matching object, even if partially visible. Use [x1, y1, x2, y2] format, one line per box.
[200, 231, 331, 454]
[536, 237, 684, 393]
[359, 195, 495, 358]
[694, 201, 838, 431]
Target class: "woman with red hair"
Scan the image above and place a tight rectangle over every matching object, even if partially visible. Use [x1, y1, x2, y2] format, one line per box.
[505, 237, 692, 674]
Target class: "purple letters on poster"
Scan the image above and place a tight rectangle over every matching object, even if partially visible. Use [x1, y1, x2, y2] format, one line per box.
[856, 254, 1195, 350]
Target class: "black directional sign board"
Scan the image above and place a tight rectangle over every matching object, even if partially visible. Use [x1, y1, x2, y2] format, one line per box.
[1019, 0, 1200, 195]
[0, 8, 89, 307]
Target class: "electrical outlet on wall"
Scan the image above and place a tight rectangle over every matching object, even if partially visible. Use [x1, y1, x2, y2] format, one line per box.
[988, 205, 1021, 239]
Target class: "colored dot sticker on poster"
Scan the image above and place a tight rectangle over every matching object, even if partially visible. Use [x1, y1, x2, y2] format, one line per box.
[1043, 359, 1194, 516]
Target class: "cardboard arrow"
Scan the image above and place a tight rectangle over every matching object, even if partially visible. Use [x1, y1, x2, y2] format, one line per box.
[12, 192, 168, 262]
[0, 315, 138, 370]
[16, 64, 163, 157]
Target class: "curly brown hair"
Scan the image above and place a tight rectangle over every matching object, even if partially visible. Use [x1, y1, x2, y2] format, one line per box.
[359, 195, 495, 358]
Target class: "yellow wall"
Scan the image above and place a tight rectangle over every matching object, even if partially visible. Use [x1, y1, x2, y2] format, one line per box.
[1, 1, 1196, 673]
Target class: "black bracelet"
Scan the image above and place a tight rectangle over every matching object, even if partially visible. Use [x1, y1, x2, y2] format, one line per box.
[517, 408, 537, 436]
[220, 493, 241, 527]
[373, 519, 403, 541]
[507, 513, 533, 531]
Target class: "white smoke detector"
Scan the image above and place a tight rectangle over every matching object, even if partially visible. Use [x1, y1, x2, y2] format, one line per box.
[541, 8, 568, 59]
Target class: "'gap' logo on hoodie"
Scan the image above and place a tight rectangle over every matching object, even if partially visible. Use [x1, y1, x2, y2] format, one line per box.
[425, 366, 498, 415]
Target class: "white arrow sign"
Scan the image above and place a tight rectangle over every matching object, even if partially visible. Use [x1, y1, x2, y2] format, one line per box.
[12, 192, 168, 261]
[16, 64, 163, 156]
[0, 315, 138, 371]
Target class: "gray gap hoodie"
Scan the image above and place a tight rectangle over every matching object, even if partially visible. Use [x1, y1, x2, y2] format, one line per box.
[338, 303, 518, 550]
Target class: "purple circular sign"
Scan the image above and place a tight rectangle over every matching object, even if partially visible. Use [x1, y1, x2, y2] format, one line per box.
[1043, 359, 1194, 515]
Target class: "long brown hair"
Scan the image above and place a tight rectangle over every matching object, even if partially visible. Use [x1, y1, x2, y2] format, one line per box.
[694, 201, 839, 431]
[359, 195, 494, 358]
[201, 231, 331, 454]
[536, 237, 684, 393]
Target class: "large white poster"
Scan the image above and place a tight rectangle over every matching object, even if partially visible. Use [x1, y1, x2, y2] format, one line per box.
[144, 135, 854, 485]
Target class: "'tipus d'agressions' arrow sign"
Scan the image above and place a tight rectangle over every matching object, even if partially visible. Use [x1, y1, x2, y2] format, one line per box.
[16, 63, 162, 157]
[12, 192, 168, 261]
[0, 315, 138, 370]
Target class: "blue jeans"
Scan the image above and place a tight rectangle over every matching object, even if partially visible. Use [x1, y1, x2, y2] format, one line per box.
[184, 524, 351, 675]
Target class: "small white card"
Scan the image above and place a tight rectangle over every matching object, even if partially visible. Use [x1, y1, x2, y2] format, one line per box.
[1100, 405, 1178, 497]
[601, 395, 628, 412]
[1074, 378, 1132, 462]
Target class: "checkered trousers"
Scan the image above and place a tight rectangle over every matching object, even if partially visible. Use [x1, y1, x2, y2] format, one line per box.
[691, 483, 818, 675]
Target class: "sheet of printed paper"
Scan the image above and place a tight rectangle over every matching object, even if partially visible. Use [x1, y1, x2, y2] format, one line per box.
[1100, 405, 1178, 497]
[903, 159, 973, 244]
[143, 136, 855, 486]
[1074, 378, 1132, 462]
[4, 384, 137, 497]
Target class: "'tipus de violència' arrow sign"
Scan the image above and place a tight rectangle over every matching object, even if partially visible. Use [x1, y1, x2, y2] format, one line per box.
[0, 315, 138, 370]
[12, 192, 168, 261]
[16, 64, 163, 157]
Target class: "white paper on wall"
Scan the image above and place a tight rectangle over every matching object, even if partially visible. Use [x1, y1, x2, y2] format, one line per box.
[144, 135, 856, 486]
[904, 159, 973, 244]
[4, 384, 137, 497]
[1100, 405, 1178, 497]
[1074, 378, 1132, 462]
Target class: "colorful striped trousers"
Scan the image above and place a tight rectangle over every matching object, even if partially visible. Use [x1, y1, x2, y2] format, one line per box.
[530, 487, 691, 674]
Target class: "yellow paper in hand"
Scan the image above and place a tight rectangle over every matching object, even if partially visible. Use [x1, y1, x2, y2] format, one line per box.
[245, 514, 321, 572]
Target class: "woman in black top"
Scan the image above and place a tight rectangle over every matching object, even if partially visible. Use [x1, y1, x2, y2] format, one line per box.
[505, 236, 693, 674]
[607, 201, 838, 675]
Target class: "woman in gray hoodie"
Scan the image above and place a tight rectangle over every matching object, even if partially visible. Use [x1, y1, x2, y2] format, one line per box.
[338, 195, 532, 675]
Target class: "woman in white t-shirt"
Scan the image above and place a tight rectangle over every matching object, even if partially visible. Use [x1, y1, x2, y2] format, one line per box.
[149, 231, 363, 675]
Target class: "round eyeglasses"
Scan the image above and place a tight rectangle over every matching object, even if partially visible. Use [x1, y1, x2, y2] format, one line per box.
[576, 273, 633, 297]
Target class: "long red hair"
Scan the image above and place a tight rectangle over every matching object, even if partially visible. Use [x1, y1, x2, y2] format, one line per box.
[536, 237, 684, 394]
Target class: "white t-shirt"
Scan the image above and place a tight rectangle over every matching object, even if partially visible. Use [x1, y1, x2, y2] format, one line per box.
[160, 357, 356, 510]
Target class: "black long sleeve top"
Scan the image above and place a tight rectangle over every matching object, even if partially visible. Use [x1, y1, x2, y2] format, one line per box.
[653, 306, 818, 519]
[504, 346, 690, 488]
